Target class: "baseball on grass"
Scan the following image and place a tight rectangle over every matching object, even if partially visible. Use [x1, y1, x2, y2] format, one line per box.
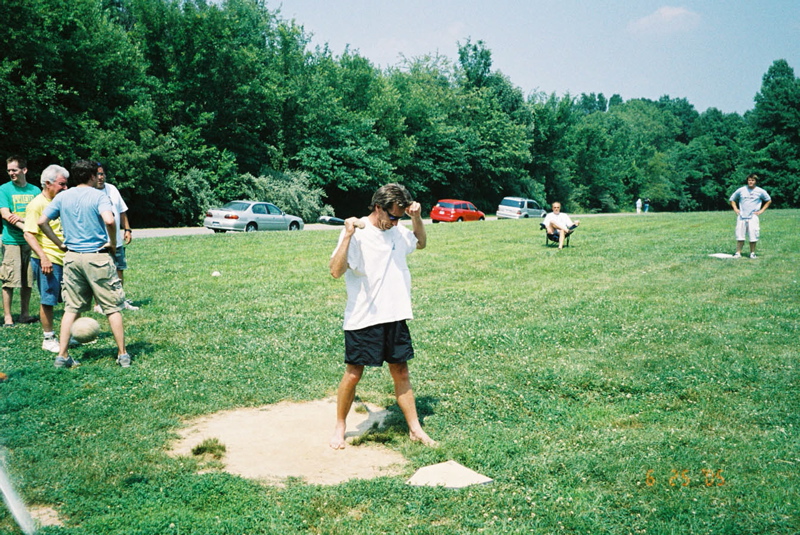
[71, 317, 101, 344]
[211, 271, 221, 277]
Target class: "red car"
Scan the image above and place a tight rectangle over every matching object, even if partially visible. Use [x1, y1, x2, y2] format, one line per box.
[430, 199, 486, 223]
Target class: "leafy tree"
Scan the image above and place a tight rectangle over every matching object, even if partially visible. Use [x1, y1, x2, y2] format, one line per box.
[3, 0, 796, 224]
[609, 99, 682, 209]
[291, 49, 396, 215]
[673, 108, 745, 210]
[388, 54, 469, 207]
[744, 59, 800, 205]
[231, 170, 334, 222]
[577, 93, 609, 115]
[457, 38, 493, 89]
[655, 96, 699, 144]
[528, 93, 578, 208]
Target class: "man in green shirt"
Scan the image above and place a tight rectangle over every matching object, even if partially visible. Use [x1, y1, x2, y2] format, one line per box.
[1, 156, 41, 326]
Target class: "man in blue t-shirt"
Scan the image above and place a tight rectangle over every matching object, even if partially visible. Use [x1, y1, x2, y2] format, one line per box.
[729, 173, 771, 259]
[38, 160, 131, 368]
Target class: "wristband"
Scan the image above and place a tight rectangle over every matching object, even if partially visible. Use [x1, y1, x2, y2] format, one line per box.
[124, 229, 132, 233]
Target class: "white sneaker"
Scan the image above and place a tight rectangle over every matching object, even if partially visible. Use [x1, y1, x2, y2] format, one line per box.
[42, 337, 60, 353]
[93, 304, 103, 314]
[123, 300, 139, 311]
[750, 252, 757, 259]
[732, 252, 741, 258]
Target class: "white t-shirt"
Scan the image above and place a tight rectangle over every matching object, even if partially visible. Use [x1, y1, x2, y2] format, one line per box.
[336, 218, 418, 331]
[544, 211, 574, 229]
[730, 186, 770, 220]
[100, 183, 129, 246]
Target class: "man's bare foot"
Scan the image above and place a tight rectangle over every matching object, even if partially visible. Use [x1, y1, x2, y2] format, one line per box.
[409, 429, 437, 447]
[329, 423, 347, 450]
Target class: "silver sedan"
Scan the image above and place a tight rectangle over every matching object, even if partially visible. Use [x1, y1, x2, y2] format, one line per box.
[204, 201, 304, 232]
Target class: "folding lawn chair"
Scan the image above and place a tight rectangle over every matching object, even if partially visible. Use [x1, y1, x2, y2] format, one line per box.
[540, 222, 577, 247]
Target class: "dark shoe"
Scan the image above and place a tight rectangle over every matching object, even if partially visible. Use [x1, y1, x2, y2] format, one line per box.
[19, 316, 39, 324]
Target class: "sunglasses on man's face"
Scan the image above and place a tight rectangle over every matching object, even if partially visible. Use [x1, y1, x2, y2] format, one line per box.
[383, 206, 404, 221]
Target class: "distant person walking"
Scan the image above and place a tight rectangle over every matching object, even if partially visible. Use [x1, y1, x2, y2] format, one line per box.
[38, 160, 131, 368]
[23, 165, 69, 352]
[328, 183, 435, 450]
[730, 173, 771, 259]
[643, 198, 650, 213]
[636, 198, 642, 214]
[1, 156, 40, 326]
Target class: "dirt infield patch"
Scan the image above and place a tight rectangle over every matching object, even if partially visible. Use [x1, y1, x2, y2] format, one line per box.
[29, 506, 63, 528]
[169, 398, 408, 485]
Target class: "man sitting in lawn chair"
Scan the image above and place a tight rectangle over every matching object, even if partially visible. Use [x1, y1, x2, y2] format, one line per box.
[542, 202, 580, 249]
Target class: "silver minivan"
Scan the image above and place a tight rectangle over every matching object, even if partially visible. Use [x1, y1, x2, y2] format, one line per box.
[496, 197, 546, 219]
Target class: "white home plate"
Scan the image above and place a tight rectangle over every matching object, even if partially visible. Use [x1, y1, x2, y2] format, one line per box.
[709, 253, 735, 259]
[406, 460, 493, 489]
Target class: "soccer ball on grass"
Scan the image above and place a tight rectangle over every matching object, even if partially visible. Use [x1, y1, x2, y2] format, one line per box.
[71, 317, 101, 344]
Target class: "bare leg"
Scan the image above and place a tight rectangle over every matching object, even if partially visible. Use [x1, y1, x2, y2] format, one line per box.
[388, 362, 436, 446]
[40, 304, 54, 333]
[106, 311, 126, 356]
[18, 286, 32, 321]
[57, 311, 79, 357]
[330, 364, 364, 449]
[749, 242, 757, 255]
[736, 240, 744, 255]
[2, 287, 13, 325]
[558, 230, 565, 249]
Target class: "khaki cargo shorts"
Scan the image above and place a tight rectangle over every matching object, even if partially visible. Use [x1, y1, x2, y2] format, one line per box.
[62, 251, 125, 314]
[0, 244, 33, 289]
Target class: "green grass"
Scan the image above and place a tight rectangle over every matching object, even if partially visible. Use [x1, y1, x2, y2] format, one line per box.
[1, 210, 798, 534]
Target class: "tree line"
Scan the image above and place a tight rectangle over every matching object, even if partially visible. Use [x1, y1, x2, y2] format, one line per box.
[2, 0, 799, 226]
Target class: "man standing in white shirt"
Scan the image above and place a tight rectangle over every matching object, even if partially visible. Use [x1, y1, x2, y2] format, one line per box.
[543, 202, 580, 250]
[328, 183, 435, 450]
[730, 173, 771, 259]
[95, 163, 138, 310]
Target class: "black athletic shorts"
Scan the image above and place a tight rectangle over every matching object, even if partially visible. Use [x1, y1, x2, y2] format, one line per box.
[344, 320, 415, 367]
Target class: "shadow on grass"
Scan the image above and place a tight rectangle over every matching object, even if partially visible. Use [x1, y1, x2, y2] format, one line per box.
[75, 339, 155, 364]
[351, 395, 440, 446]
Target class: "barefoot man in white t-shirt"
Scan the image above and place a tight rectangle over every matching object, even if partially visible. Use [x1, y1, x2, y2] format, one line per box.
[329, 183, 436, 449]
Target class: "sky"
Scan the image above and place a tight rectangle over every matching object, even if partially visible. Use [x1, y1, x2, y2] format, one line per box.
[273, 1, 800, 115]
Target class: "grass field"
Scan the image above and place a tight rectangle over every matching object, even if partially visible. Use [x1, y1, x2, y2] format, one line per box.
[1, 210, 798, 534]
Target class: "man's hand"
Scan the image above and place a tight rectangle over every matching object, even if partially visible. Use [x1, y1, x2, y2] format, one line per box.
[40, 257, 53, 275]
[405, 202, 422, 220]
[344, 217, 364, 236]
[406, 202, 427, 249]
[330, 219, 362, 278]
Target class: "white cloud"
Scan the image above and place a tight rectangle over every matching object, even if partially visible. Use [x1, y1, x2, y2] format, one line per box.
[628, 6, 701, 37]
[369, 21, 468, 67]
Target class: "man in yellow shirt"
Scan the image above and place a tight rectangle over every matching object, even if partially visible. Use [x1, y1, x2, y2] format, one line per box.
[23, 165, 69, 352]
